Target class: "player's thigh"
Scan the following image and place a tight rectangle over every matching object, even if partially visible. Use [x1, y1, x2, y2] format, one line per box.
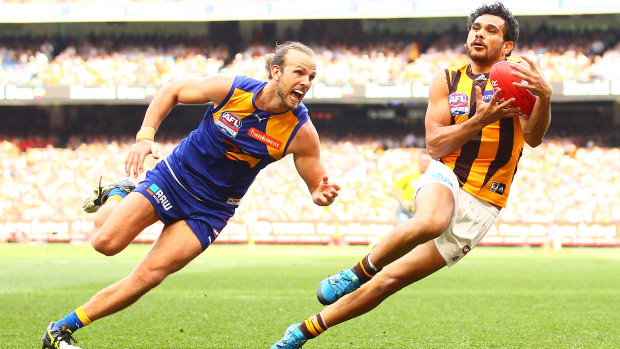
[138, 220, 203, 276]
[379, 239, 446, 286]
[413, 183, 455, 232]
[99, 192, 160, 241]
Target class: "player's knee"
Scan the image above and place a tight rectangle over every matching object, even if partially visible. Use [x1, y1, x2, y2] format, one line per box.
[373, 273, 409, 297]
[139, 271, 166, 289]
[134, 266, 169, 289]
[91, 233, 122, 256]
[412, 213, 449, 241]
[395, 216, 445, 245]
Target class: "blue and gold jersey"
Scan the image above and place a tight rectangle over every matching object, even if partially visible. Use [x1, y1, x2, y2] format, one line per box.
[165, 75, 309, 204]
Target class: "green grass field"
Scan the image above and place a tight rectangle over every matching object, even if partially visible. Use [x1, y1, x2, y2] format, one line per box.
[1, 243, 618, 348]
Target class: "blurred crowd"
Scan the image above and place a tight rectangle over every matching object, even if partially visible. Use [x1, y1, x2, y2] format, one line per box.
[1, 134, 618, 226]
[1, 19, 619, 228]
[1, 22, 620, 86]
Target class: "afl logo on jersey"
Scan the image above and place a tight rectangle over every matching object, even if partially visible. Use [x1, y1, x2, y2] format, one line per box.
[216, 111, 242, 138]
[448, 92, 469, 116]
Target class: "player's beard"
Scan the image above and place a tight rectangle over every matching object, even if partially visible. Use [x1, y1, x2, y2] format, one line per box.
[276, 78, 300, 110]
[466, 42, 505, 66]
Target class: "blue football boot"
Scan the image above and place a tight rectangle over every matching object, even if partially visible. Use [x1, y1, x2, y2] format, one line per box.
[271, 323, 307, 349]
[316, 269, 361, 305]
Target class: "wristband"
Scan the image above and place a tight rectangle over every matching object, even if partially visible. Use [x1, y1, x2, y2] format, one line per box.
[136, 127, 156, 142]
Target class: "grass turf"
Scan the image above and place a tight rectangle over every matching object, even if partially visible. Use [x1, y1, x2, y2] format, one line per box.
[0, 243, 618, 348]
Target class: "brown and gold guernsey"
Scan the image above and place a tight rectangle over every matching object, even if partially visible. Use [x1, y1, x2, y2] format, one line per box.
[441, 62, 524, 208]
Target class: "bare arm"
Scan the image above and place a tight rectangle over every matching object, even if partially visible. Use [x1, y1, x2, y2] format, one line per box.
[126, 75, 234, 177]
[513, 56, 553, 147]
[287, 121, 340, 206]
[139, 75, 233, 131]
[425, 70, 520, 159]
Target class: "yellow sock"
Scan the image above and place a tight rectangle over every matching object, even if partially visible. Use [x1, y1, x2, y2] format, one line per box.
[75, 306, 92, 326]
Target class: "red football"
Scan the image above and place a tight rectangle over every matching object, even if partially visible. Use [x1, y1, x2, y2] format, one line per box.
[489, 60, 536, 117]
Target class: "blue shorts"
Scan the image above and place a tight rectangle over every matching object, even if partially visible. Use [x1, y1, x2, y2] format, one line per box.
[134, 160, 236, 250]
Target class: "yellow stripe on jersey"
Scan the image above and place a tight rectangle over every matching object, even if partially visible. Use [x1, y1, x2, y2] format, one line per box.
[213, 88, 254, 122]
[264, 110, 300, 159]
[213, 87, 300, 164]
[224, 152, 262, 168]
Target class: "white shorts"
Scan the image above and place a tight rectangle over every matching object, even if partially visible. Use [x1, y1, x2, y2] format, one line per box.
[416, 160, 499, 267]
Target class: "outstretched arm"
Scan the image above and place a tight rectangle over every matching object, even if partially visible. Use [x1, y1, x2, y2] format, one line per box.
[125, 75, 234, 177]
[288, 121, 340, 206]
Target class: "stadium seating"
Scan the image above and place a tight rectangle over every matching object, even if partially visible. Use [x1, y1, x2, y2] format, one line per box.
[2, 26, 620, 85]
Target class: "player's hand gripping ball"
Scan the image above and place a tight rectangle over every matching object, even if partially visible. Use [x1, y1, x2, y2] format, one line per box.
[489, 60, 536, 118]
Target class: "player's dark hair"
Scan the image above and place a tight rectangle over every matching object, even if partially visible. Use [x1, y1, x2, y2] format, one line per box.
[467, 2, 519, 56]
[264, 41, 315, 79]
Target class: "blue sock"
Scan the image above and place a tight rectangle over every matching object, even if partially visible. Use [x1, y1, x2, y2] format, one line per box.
[107, 187, 127, 200]
[53, 311, 84, 332]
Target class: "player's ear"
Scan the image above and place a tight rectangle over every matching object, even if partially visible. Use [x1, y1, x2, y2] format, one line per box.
[502, 41, 514, 56]
[271, 64, 282, 81]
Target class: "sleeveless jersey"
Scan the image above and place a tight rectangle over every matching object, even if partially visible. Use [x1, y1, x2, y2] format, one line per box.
[165, 75, 309, 204]
[441, 62, 524, 207]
